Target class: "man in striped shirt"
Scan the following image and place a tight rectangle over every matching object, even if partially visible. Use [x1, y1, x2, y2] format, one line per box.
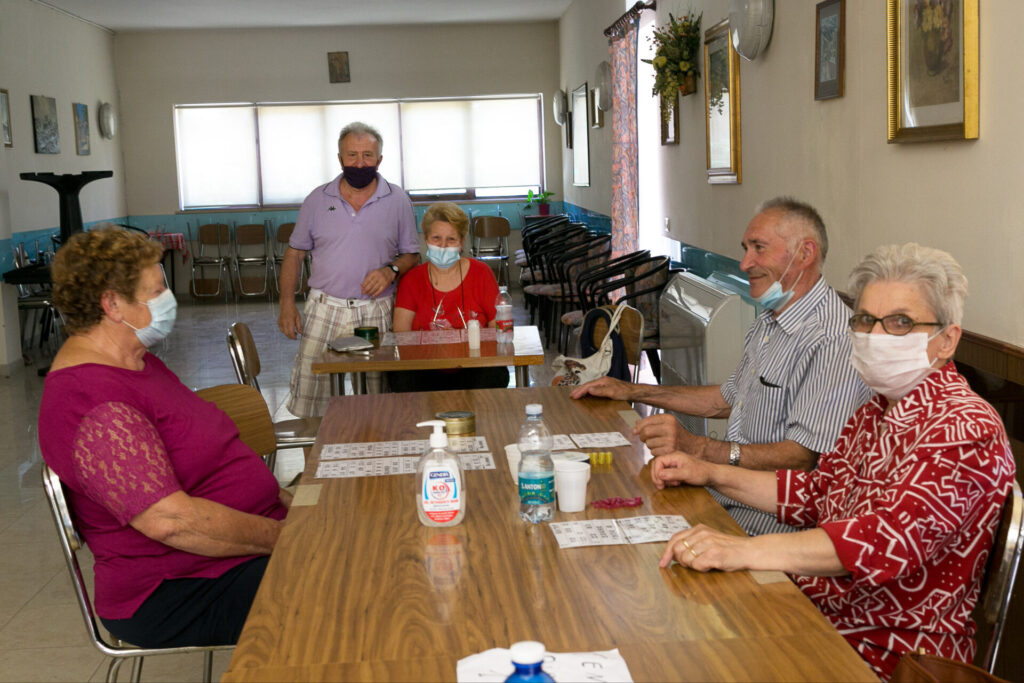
[571, 197, 871, 535]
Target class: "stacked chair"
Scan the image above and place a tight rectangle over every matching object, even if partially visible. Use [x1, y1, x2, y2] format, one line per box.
[271, 222, 309, 298]
[232, 222, 273, 299]
[469, 215, 512, 287]
[187, 222, 233, 301]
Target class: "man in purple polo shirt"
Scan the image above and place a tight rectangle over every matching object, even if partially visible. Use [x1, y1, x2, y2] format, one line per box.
[278, 122, 419, 417]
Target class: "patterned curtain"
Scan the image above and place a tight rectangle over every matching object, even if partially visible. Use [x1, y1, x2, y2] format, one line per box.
[609, 20, 639, 258]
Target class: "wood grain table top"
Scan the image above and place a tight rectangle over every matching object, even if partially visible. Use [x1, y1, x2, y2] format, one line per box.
[311, 325, 545, 374]
[222, 386, 876, 683]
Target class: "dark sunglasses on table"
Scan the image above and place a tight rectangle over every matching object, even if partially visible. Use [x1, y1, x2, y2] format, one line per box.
[848, 313, 944, 336]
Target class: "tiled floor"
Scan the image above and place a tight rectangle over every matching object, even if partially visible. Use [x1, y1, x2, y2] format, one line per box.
[0, 290, 581, 682]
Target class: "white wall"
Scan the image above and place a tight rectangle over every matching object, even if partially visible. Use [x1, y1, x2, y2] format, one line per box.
[0, 0, 126, 233]
[112, 22, 562, 215]
[649, 0, 1024, 346]
[0, 0, 126, 373]
[557, 0, 625, 215]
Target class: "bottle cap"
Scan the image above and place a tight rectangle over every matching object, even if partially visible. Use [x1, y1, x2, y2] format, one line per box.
[509, 640, 546, 665]
[416, 420, 448, 448]
[525, 403, 542, 416]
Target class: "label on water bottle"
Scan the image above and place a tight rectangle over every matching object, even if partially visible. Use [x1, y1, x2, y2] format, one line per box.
[496, 318, 513, 332]
[518, 472, 554, 505]
[422, 467, 460, 523]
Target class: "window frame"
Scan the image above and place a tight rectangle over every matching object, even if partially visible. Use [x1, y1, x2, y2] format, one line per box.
[173, 95, 547, 210]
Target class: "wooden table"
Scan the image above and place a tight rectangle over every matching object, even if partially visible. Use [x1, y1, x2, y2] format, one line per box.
[312, 325, 545, 395]
[222, 387, 877, 683]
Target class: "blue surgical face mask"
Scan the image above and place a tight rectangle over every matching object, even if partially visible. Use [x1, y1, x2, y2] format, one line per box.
[751, 248, 803, 311]
[123, 288, 177, 347]
[426, 245, 461, 269]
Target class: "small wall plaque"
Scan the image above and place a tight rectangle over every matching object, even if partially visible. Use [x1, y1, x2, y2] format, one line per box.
[327, 51, 351, 83]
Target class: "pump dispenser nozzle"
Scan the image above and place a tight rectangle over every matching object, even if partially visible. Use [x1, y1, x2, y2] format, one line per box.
[417, 420, 449, 448]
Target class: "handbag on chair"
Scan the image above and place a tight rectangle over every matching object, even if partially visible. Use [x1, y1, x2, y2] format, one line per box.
[550, 302, 630, 386]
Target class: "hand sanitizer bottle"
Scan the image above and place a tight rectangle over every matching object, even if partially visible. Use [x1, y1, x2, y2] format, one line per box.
[416, 420, 465, 527]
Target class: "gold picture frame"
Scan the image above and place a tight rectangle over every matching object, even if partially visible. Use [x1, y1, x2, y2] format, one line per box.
[704, 19, 741, 184]
[886, 0, 978, 143]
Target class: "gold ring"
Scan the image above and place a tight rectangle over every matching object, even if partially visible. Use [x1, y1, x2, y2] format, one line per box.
[681, 539, 698, 558]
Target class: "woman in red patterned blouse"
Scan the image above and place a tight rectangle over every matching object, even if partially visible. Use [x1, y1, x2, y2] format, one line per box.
[650, 243, 1016, 680]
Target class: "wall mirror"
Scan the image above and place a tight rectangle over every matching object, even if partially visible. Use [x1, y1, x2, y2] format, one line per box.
[572, 83, 590, 186]
[704, 20, 742, 184]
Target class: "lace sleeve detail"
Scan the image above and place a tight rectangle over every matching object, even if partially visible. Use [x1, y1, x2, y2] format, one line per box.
[72, 401, 182, 525]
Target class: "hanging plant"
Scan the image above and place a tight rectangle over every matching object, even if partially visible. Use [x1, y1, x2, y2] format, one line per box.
[642, 11, 703, 122]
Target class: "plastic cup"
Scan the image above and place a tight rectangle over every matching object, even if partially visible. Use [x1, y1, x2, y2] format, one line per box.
[554, 460, 591, 512]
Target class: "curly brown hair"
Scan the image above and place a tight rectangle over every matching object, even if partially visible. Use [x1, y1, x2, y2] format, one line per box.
[51, 227, 164, 334]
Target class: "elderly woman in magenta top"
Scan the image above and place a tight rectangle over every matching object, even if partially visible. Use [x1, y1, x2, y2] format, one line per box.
[38, 227, 289, 648]
[390, 202, 509, 392]
[651, 243, 1015, 680]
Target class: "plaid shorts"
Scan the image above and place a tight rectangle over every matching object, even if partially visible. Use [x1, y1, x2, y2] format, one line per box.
[286, 292, 393, 418]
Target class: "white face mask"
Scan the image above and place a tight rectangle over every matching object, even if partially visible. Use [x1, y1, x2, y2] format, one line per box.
[849, 329, 942, 401]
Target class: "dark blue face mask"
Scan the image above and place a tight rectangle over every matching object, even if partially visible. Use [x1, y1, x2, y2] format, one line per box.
[342, 164, 378, 189]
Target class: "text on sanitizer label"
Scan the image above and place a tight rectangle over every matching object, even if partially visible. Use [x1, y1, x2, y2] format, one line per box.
[422, 468, 460, 523]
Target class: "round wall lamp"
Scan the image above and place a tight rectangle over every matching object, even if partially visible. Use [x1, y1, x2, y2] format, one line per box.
[552, 89, 567, 125]
[98, 102, 117, 139]
[729, 0, 774, 61]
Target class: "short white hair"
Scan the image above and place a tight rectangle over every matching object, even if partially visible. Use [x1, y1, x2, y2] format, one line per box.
[848, 243, 968, 326]
[338, 121, 383, 153]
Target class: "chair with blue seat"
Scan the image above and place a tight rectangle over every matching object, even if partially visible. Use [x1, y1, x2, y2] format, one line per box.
[41, 464, 232, 683]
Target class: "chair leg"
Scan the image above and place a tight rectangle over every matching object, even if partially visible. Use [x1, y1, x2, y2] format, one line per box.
[130, 655, 144, 683]
[645, 348, 661, 383]
[105, 657, 122, 683]
[202, 650, 214, 683]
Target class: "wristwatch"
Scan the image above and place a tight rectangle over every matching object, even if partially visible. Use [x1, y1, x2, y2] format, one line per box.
[728, 442, 741, 467]
[386, 263, 400, 277]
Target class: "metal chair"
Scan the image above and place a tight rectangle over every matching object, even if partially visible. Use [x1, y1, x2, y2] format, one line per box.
[270, 222, 309, 298]
[194, 383, 280, 473]
[976, 478, 1023, 673]
[470, 216, 511, 287]
[232, 222, 272, 299]
[41, 464, 232, 683]
[227, 322, 320, 453]
[187, 222, 233, 301]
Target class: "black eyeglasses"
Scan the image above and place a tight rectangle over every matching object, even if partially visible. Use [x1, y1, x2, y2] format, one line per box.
[848, 313, 944, 336]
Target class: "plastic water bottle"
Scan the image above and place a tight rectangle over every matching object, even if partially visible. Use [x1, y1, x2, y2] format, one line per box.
[505, 641, 555, 683]
[495, 286, 514, 344]
[517, 404, 554, 523]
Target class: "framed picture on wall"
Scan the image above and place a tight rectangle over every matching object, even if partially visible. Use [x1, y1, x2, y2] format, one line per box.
[1, 89, 11, 147]
[886, 0, 978, 142]
[815, 0, 844, 100]
[704, 19, 741, 184]
[660, 92, 679, 145]
[73, 102, 90, 155]
[31, 94, 60, 154]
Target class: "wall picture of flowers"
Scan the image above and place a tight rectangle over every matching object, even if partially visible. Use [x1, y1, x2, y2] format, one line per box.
[886, 0, 978, 142]
[643, 11, 701, 123]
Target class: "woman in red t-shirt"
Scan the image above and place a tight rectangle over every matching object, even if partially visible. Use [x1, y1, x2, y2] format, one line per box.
[391, 202, 509, 391]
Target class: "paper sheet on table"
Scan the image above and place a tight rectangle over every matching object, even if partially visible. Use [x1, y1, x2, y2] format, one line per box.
[550, 515, 691, 549]
[570, 431, 631, 448]
[320, 436, 489, 460]
[457, 647, 633, 682]
[315, 453, 495, 479]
